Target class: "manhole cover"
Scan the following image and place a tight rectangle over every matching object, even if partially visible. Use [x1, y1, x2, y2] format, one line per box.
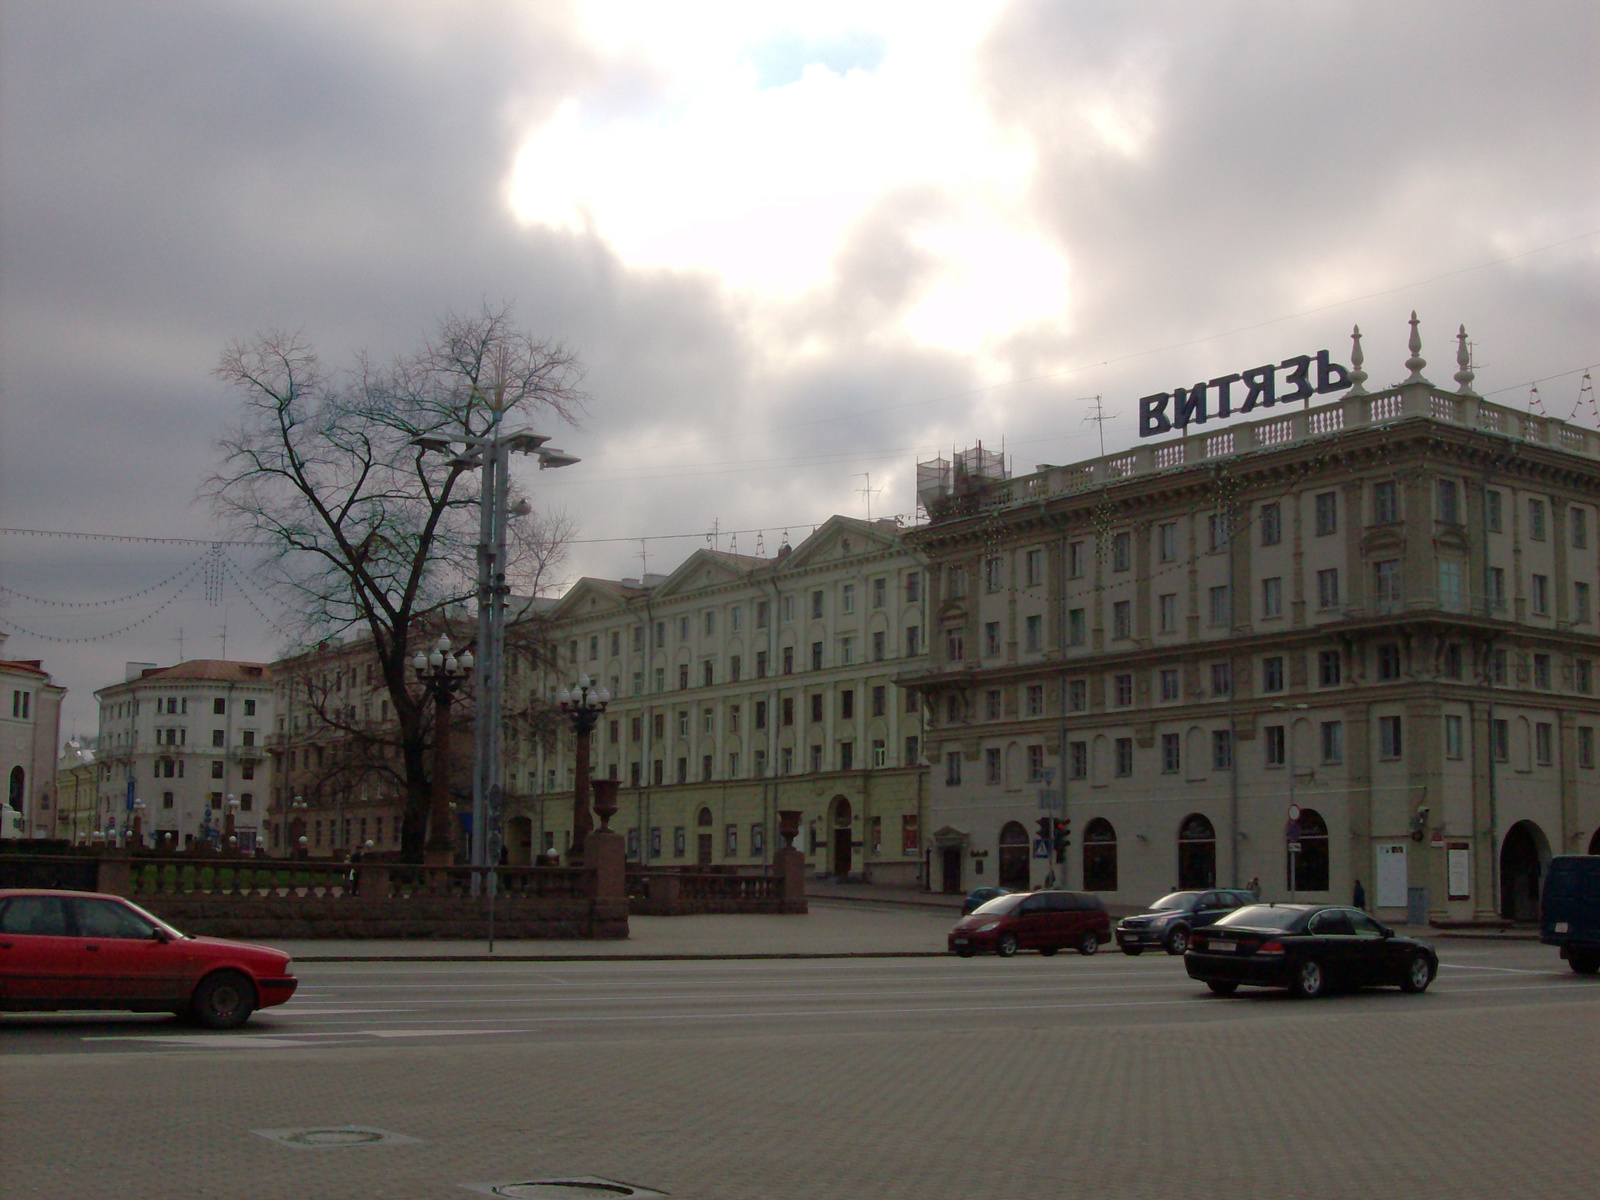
[252, 1125, 420, 1150]
[463, 1179, 667, 1198]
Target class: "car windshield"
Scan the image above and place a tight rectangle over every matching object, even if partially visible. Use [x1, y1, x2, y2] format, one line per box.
[1150, 892, 1198, 911]
[122, 897, 187, 940]
[971, 894, 1027, 916]
[1214, 905, 1310, 931]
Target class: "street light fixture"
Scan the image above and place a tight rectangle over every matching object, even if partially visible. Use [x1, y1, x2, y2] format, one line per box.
[412, 634, 474, 866]
[557, 673, 610, 861]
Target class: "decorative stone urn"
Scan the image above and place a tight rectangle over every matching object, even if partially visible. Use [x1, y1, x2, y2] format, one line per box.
[777, 809, 802, 851]
[592, 779, 620, 832]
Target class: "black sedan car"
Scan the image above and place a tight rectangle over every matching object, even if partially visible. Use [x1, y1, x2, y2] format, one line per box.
[960, 887, 1010, 916]
[1183, 904, 1438, 998]
[1115, 888, 1257, 955]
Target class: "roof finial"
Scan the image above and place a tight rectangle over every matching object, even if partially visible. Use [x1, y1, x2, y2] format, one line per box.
[1403, 311, 1431, 386]
[1347, 325, 1369, 396]
[1453, 325, 1478, 397]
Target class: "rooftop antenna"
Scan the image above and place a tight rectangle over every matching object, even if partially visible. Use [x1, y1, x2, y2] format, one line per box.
[174, 626, 184, 663]
[1081, 395, 1113, 456]
[217, 610, 228, 660]
[756, 530, 766, 556]
[637, 539, 649, 579]
[706, 518, 721, 553]
[856, 473, 884, 521]
[1570, 373, 1596, 425]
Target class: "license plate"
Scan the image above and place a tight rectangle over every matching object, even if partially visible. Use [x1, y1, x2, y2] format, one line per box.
[954, 938, 969, 945]
[1555, 922, 1569, 933]
[1210, 941, 1236, 953]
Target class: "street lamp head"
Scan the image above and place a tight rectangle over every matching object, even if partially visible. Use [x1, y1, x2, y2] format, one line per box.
[537, 448, 580, 470]
[445, 654, 459, 674]
[436, 634, 451, 654]
[458, 650, 474, 672]
[410, 436, 452, 454]
[509, 498, 532, 518]
[429, 647, 444, 669]
[595, 686, 611, 705]
[577, 672, 590, 690]
[412, 650, 427, 673]
[556, 687, 572, 708]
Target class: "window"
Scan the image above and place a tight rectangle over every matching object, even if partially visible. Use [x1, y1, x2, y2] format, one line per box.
[779, 748, 792, 775]
[904, 736, 920, 766]
[1261, 577, 1282, 618]
[1536, 722, 1553, 766]
[1378, 715, 1403, 759]
[984, 557, 1004, 592]
[703, 661, 715, 686]
[906, 626, 921, 656]
[1026, 684, 1044, 717]
[811, 694, 824, 723]
[947, 694, 962, 723]
[1437, 479, 1459, 524]
[1532, 574, 1550, 616]
[679, 616, 691, 640]
[945, 629, 964, 662]
[1160, 668, 1180, 702]
[1068, 608, 1086, 646]
[1574, 508, 1588, 549]
[1438, 561, 1463, 611]
[1114, 673, 1133, 707]
[1534, 653, 1552, 690]
[1488, 567, 1506, 610]
[1529, 498, 1547, 541]
[811, 642, 823, 670]
[679, 664, 689, 690]
[1443, 643, 1463, 680]
[755, 700, 768, 729]
[1207, 512, 1230, 552]
[1157, 523, 1178, 563]
[948, 568, 966, 598]
[678, 710, 690, 737]
[1069, 741, 1088, 779]
[1114, 737, 1133, 776]
[589, 634, 600, 660]
[1315, 491, 1338, 536]
[840, 636, 854, 666]
[1318, 650, 1342, 687]
[1444, 714, 1464, 760]
[1027, 744, 1045, 781]
[1211, 663, 1231, 697]
[211, 729, 225, 748]
[872, 631, 886, 661]
[906, 572, 921, 602]
[244, 699, 256, 717]
[782, 647, 794, 675]
[1112, 532, 1131, 572]
[842, 584, 855, 614]
[872, 578, 886, 609]
[840, 689, 854, 720]
[1025, 614, 1042, 652]
[1492, 718, 1509, 762]
[1212, 730, 1233, 770]
[1264, 725, 1286, 766]
[1161, 733, 1180, 773]
[1112, 601, 1131, 641]
[781, 597, 794, 624]
[811, 590, 825, 619]
[1376, 643, 1401, 681]
[702, 708, 714, 735]
[213, 698, 226, 715]
[985, 747, 1002, 784]
[1373, 480, 1398, 524]
[1068, 542, 1085, 578]
[946, 752, 962, 786]
[1492, 649, 1508, 684]
[1025, 549, 1044, 587]
[1576, 582, 1592, 624]
[1577, 659, 1592, 695]
[676, 758, 688, 784]
[872, 685, 886, 717]
[841, 742, 856, 771]
[1209, 586, 1231, 627]
[211, 760, 225, 779]
[1486, 489, 1502, 532]
[1260, 503, 1281, 546]
[730, 655, 742, 681]
[1068, 680, 1087, 711]
[1158, 593, 1177, 633]
[1261, 656, 1284, 692]
[1373, 559, 1401, 609]
[1581, 726, 1595, 770]
[1321, 721, 1344, 765]
[756, 600, 770, 630]
[1317, 568, 1340, 610]
[984, 689, 1002, 721]
[985, 621, 1001, 656]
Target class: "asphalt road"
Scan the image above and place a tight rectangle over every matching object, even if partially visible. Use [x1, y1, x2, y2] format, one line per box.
[3, 938, 1596, 1199]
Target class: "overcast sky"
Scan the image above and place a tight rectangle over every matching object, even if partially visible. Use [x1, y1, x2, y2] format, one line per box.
[2, 0, 1596, 735]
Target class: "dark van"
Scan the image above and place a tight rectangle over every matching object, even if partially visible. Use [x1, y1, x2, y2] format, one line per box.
[948, 891, 1111, 958]
[1540, 855, 1600, 974]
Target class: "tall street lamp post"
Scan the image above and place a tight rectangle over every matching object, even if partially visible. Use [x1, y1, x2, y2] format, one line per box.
[411, 423, 578, 884]
[557, 673, 610, 863]
[412, 634, 475, 867]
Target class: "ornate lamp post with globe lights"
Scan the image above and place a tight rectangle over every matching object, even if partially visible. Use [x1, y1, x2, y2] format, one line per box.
[412, 634, 475, 866]
[557, 673, 610, 862]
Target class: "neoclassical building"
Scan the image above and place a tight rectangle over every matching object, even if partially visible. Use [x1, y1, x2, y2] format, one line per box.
[504, 517, 932, 884]
[904, 323, 1600, 923]
[0, 633, 64, 839]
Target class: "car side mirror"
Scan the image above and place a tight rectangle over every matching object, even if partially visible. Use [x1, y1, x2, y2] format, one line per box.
[1380, 927, 1394, 939]
[151, 927, 171, 944]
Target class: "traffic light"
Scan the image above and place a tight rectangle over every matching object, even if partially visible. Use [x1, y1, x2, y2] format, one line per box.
[1052, 818, 1071, 864]
[1036, 817, 1053, 844]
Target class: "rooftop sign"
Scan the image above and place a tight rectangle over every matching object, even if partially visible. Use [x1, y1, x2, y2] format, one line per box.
[1139, 351, 1351, 438]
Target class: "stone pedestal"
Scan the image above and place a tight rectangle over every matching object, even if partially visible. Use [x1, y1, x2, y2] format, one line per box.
[584, 828, 627, 904]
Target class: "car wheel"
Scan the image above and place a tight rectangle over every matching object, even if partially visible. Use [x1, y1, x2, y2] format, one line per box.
[955, 946, 976, 958]
[1206, 980, 1239, 996]
[1078, 932, 1100, 956]
[1164, 926, 1190, 956]
[1290, 959, 1326, 999]
[996, 932, 1019, 958]
[1569, 949, 1600, 975]
[1038, 946, 1059, 957]
[191, 970, 256, 1030]
[1120, 945, 1144, 956]
[1399, 954, 1435, 993]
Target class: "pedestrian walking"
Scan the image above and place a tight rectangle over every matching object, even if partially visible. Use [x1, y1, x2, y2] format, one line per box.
[1352, 878, 1367, 910]
[1247, 876, 1261, 900]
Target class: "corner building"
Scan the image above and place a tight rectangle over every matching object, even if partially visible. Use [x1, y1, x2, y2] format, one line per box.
[906, 345, 1600, 923]
[505, 517, 931, 883]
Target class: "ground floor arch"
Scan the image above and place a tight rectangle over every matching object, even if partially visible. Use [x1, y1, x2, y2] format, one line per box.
[1500, 820, 1551, 920]
[997, 820, 1031, 890]
[1590, 827, 1600, 856]
[830, 795, 853, 878]
[1178, 813, 1216, 890]
[1083, 817, 1117, 892]
[1289, 808, 1330, 893]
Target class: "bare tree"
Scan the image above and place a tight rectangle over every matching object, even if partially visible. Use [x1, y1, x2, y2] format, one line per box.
[205, 304, 584, 861]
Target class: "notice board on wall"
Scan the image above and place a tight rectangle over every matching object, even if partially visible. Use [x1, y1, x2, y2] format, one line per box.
[1448, 842, 1471, 900]
[1375, 843, 1409, 909]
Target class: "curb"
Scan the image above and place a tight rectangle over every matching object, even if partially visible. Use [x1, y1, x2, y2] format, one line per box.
[291, 951, 953, 963]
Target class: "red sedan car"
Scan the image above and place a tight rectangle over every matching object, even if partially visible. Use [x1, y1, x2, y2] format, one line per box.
[0, 889, 297, 1029]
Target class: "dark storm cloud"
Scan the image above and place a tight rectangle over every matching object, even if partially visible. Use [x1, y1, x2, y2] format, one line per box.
[2, 1, 1596, 733]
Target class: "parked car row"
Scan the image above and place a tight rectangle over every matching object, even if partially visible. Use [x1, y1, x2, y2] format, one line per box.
[0, 889, 298, 1028]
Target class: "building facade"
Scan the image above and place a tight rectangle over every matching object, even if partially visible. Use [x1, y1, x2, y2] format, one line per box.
[505, 517, 932, 883]
[1, 634, 65, 839]
[93, 660, 274, 849]
[906, 330, 1600, 923]
[54, 737, 99, 842]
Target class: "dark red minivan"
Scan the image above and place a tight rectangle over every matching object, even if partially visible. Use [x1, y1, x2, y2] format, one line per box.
[948, 890, 1111, 957]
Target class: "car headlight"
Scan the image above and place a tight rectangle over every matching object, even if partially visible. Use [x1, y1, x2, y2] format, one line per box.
[977, 922, 1000, 933]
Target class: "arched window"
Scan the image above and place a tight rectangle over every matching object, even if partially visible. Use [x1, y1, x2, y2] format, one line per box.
[696, 806, 713, 827]
[1083, 817, 1117, 892]
[1289, 807, 1329, 891]
[1589, 827, 1600, 856]
[997, 820, 1031, 889]
[1178, 813, 1216, 889]
[7, 766, 23, 812]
